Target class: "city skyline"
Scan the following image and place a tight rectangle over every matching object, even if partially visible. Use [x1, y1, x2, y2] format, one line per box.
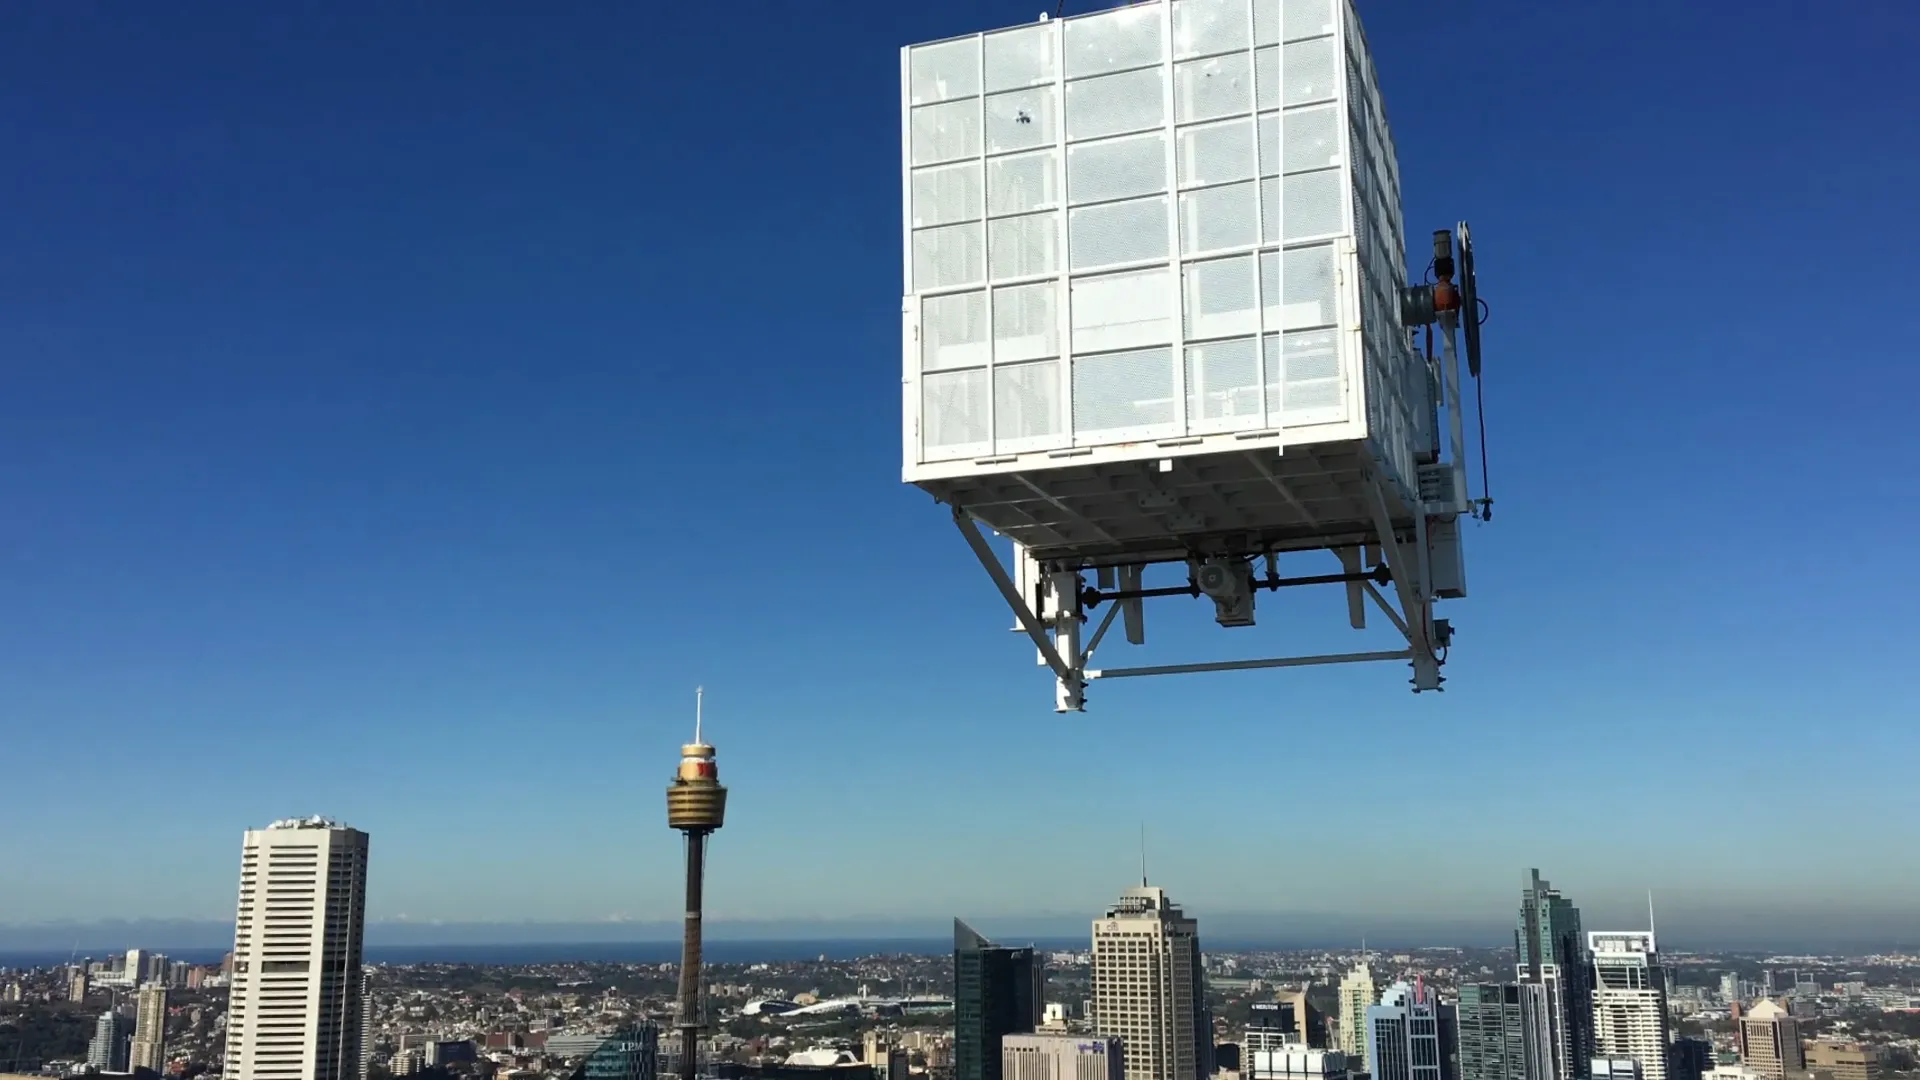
[1, 0, 1917, 935]
[3, 896, 1917, 956]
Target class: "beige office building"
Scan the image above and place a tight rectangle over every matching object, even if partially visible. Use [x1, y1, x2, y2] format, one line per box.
[224, 817, 370, 1080]
[1004, 1033, 1124, 1080]
[1736, 1001, 1804, 1080]
[131, 981, 171, 1071]
[1338, 963, 1377, 1070]
[1091, 887, 1209, 1080]
[1805, 1043, 1878, 1080]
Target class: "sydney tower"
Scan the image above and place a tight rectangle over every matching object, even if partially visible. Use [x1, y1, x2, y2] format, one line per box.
[665, 689, 726, 1080]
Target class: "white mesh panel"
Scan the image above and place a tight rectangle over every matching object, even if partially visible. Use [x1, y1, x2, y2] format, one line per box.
[1260, 244, 1337, 329]
[1072, 347, 1176, 436]
[1254, 45, 1279, 111]
[1067, 132, 1168, 205]
[989, 212, 1060, 280]
[1282, 36, 1338, 105]
[1064, 4, 1164, 78]
[1179, 181, 1259, 254]
[1068, 196, 1169, 269]
[911, 162, 982, 229]
[1174, 53, 1254, 124]
[1177, 117, 1256, 188]
[1185, 337, 1262, 428]
[995, 358, 1063, 444]
[1182, 254, 1259, 341]
[913, 223, 985, 291]
[1260, 176, 1281, 243]
[1265, 328, 1341, 416]
[984, 23, 1055, 93]
[1284, 102, 1342, 171]
[1284, 0, 1336, 42]
[921, 290, 989, 371]
[1282, 167, 1344, 239]
[985, 87, 1058, 154]
[1065, 67, 1165, 142]
[922, 367, 991, 457]
[1174, 0, 1251, 59]
[910, 39, 980, 106]
[988, 150, 1060, 217]
[911, 99, 981, 167]
[1254, 0, 1279, 46]
[1071, 267, 1173, 353]
[993, 281, 1059, 363]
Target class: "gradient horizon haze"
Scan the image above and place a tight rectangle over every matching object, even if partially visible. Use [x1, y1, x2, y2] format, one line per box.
[1, 1, 1915, 943]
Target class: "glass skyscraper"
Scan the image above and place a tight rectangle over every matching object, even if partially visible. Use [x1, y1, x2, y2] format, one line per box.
[1516, 869, 1593, 1080]
[577, 1024, 661, 1080]
[1457, 984, 1528, 1080]
[955, 918, 1043, 1080]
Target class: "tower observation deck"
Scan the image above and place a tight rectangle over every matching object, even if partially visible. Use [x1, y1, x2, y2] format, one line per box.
[667, 689, 726, 1080]
[899, 0, 1493, 709]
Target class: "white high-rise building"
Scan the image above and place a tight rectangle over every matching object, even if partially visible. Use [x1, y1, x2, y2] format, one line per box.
[225, 817, 370, 1080]
[1589, 932, 1670, 1080]
[1339, 963, 1378, 1070]
[1367, 982, 1454, 1080]
[132, 981, 171, 1071]
[1091, 886, 1210, 1080]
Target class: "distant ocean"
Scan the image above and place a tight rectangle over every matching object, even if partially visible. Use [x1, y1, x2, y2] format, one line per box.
[0, 937, 1115, 971]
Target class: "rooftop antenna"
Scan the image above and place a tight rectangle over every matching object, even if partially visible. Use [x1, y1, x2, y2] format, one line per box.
[1139, 822, 1148, 886]
[1648, 890, 1656, 939]
[694, 686, 704, 744]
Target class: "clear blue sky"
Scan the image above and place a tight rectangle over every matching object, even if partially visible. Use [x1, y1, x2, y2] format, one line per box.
[2, 1, 1915, 940]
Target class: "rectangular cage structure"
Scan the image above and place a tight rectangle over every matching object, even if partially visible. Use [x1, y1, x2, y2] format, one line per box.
[901, 0, 1442, 568]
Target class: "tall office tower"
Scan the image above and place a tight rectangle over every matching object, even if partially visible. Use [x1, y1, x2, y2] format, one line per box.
[1718, 975, 1740, 1008]
[1517, 869, 1593, 1080]
[1458, 984, 1527, 1080]
[122, 949, 146, 987]
[1339, 963, 1378, 1070]
[1003, 1034, 1124, 1080]
[87, 1010, 133, 1071]
[1734, 1001, 1803, 1080]
[1589, 932, 1671, 1080]
[1276, 989, 1328, 1048]
[1092, 886, 1211, 1080]
[132, 982, 171, 1071]
[665, 689, 727, 1080]
[957, 919, 1044, 1080]
[1367, 982, 1457, 1080]
[225, 817, 371, 1080]
[68, 969, 89, 1002]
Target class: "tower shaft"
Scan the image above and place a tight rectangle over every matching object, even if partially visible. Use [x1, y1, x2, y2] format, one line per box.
[677, 828, 709, 1080]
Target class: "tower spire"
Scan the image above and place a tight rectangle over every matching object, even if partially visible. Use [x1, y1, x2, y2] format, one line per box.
[694, 686, 704, 744]
[1648, 890, 1656, 938]
[1139, 822, 1148, 886]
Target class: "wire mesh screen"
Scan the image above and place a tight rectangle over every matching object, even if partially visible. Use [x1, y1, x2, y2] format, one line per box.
[906, 0, 1410, 463]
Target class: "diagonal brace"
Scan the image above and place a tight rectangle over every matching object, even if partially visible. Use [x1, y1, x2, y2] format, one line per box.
[952, 507, 1082, 690]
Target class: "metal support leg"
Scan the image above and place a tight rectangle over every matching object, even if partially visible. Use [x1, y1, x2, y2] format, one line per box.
[952, 508, 1087, 711]
[1048, 570, 1085, 712]
[1363, 473, 1444, 692]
